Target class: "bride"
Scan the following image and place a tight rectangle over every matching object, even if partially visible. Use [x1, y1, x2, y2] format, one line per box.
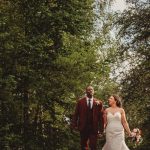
[102, 95, 132, 150]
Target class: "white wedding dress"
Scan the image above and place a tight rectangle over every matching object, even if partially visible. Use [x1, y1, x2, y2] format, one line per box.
[102, 112, 129, 150]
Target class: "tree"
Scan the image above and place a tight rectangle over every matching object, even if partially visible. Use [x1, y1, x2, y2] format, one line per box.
[116, 0, 150, 149]
[0, 0, 118, 149]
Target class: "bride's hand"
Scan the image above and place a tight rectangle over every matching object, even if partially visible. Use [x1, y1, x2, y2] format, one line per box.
[98, 132, 103, 138]
[128, 131, 132, 137]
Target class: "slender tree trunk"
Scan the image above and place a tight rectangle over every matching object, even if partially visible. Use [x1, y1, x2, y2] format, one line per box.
[23, 89, 29, 149]
[33, 103, 40, 137]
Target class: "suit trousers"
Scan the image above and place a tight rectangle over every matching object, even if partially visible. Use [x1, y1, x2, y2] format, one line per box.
[80, 128, 97, 150]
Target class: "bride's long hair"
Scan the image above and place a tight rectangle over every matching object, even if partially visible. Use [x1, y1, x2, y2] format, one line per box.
[112, 94, 122, 108]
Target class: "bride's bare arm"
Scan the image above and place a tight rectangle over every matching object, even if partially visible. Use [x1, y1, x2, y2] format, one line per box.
[121, 108, 132, 136]
[103, 109, 107, 129]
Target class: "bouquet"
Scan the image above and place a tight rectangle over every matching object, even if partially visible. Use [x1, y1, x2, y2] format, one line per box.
[130, 128, 143, 147]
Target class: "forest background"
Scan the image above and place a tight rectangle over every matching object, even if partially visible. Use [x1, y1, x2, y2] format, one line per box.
[0, 0, 149, 149]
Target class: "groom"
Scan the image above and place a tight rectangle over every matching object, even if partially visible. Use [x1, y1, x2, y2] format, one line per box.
[71, 86, 104, 150]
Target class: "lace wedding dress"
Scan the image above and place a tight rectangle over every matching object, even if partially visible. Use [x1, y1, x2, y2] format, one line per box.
[102, 112, 129, 150]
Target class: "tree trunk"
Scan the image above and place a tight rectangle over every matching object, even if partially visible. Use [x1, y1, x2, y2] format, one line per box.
[23, 89, 30, 149]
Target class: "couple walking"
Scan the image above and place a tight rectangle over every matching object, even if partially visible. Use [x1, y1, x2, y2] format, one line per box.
[71, 86, 132, 150]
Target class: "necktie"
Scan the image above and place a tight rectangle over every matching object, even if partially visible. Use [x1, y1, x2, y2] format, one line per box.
[88, 99, 91, 109]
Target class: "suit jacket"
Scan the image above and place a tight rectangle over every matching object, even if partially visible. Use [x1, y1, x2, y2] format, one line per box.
[71, 97, 104, 133]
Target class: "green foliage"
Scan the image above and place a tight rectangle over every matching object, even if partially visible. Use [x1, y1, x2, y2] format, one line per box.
[116, 0, 150, 149]
[0, 0, 118, 149]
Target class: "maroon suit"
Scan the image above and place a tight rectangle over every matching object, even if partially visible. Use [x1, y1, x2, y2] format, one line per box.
[71, 97, 104, 150]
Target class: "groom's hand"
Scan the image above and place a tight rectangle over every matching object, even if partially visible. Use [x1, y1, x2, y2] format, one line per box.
[70, 126, 78, 132]
[73, 128, 79, 135]
[74, 126, 78, 131]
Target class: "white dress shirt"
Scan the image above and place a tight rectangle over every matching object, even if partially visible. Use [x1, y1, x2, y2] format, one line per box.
[86, 97, 93, 109]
